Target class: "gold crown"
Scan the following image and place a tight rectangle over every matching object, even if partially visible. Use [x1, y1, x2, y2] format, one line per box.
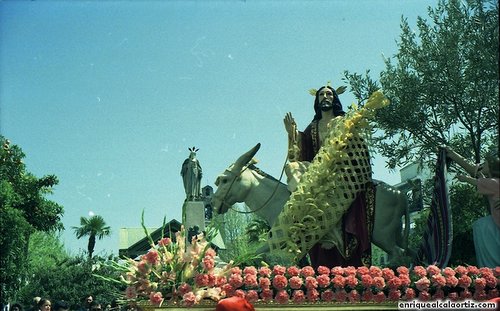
[309, 81, 346, 96]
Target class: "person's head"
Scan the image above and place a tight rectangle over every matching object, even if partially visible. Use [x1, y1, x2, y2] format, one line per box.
[313, 85, 344, 120]
[90, 302, 102, 311]
[483, 153, 500, 178]
[84, 296, 93, 306]
[52, 301, 69, 311]
[37, 299, 51, 311]
[11, 303, 23, 311]
[33, 297, 41, 307]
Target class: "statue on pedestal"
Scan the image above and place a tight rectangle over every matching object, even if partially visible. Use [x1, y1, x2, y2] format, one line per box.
[181, 147, 203, 201]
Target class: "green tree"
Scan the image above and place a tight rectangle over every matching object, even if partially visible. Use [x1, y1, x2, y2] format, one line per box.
[0, 136, 64, 304]
[73, 215, 111, 259]
[343, 0, 498, 265]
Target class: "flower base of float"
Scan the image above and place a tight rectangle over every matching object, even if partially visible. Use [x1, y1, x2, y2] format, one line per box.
[139, 301, 399, 311]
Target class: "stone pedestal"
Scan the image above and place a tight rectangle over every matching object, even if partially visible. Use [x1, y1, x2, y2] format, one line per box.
[182, 201, 206, 237]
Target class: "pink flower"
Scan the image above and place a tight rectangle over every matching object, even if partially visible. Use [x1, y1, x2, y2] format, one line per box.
[321, 289, 334, 302]
[289, 276, 303, 289]
[348, 289, 360, 302]
[229, 273, 243, 288]
[202, 256, 215, 271]
[334, 289, 347, 302]
[305, 276, 318, 289]
[331, 266, 344, 276]
[300, 266, 315, 278]
[474, 277, 487, 290]
[306, 288, 319, 302]
[259, 277, 271, 289]
[431, 274, 446, 288]
[157, 237, 171, 247]
[273, 265, 286, 275]
[260, 288, 274, 302]
[403, 288, 416, 300]
[292, 290, 305, 303]
[332, 275, 345, 288]
[387, 276, 402, 290]
[234, 289, 245, 298]
[244, 274, 258, 288]
[418, 290, 430, 301]
[272, 275, 288, 290]
[142, 249, 159, 265]
[458, 275, 472, 289]
[361, 274, 372, 288]
[231, 267, 242, 275]
[373, 276, 385, 290]
[316, 274, 330, 288]
[149, 291, 163, 306]
[448, 292, 459, 301]
[479, 267, 493, 276]
[344, 266, 357, 276]
[345, 275, 358, 288]
[182, 292, 196, 307]
[454, 265, 467, 275]
[221, 284, 234, 297]
[275, 290, 289, 304]
[357, 266, 370, 276]
[286, 266, 301, 276]
[460, 289, 472, 299]
[396, 266, 409, 275]
[442, 267, 455, 277]
[216, 275, 227, 286]
[484, 273, 497, 288]
[317, 266, 330, 275]
[382, 268, 395, 280]
[125, 286, 137, 299]
[361, 291, 373, 302]
[195, 274, 209, 287]
[204, 248, 216, 258]
[243, 266, 257, 275]
[369, 266, 382, 277]
[178, 283, 192, 296]
[245, 290, 259, 303]
[413, 266, 427, 278]
[388, 289, 401, 301]
[433, 289, 445, 300]
[426, 264, 441, 276]
[445, 275, 458, 287]
[373, 291, 386, 303]
[259, 266, 272, 277]
[467, 265, 480, 275]
[415, 277, 430, 291]
[399, 275, 411, 287]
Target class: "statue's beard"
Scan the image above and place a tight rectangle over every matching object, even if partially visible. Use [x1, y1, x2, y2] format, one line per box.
[320, 100, 343, 113]
[320, 100, 333, 111]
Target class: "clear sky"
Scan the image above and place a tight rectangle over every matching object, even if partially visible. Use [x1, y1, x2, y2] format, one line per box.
[0, 0, 438, 256]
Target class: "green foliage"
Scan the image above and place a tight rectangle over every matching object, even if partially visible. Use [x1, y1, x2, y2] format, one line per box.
[343, 0, 498, 266]
[72, 215, 112, 259]
[17, 254, 124, 310]
[0, 136, 64, 305]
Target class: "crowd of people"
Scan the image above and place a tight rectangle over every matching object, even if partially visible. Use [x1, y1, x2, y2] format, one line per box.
[3, 295, 124, 311]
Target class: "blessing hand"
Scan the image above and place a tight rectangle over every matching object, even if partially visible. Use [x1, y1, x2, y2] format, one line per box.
[284, 112, 297, 140]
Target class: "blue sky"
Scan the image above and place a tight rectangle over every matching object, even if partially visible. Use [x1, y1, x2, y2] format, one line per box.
[0, 0, 438, 256]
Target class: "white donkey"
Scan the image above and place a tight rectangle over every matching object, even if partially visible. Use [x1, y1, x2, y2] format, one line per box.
[212, 143, 411, 264]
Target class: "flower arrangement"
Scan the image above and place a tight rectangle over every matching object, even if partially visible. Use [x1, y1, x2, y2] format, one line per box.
[217, 264, 499, 304]
[114, 224, 499, 307]
[112, 219, 233, 307]
[109, 216, 498, 307]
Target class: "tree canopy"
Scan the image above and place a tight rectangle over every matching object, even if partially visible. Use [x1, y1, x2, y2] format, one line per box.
[0, 136, 64, 304]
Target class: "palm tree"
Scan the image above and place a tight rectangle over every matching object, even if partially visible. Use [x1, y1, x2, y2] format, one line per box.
[72, 215, 111, 259]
